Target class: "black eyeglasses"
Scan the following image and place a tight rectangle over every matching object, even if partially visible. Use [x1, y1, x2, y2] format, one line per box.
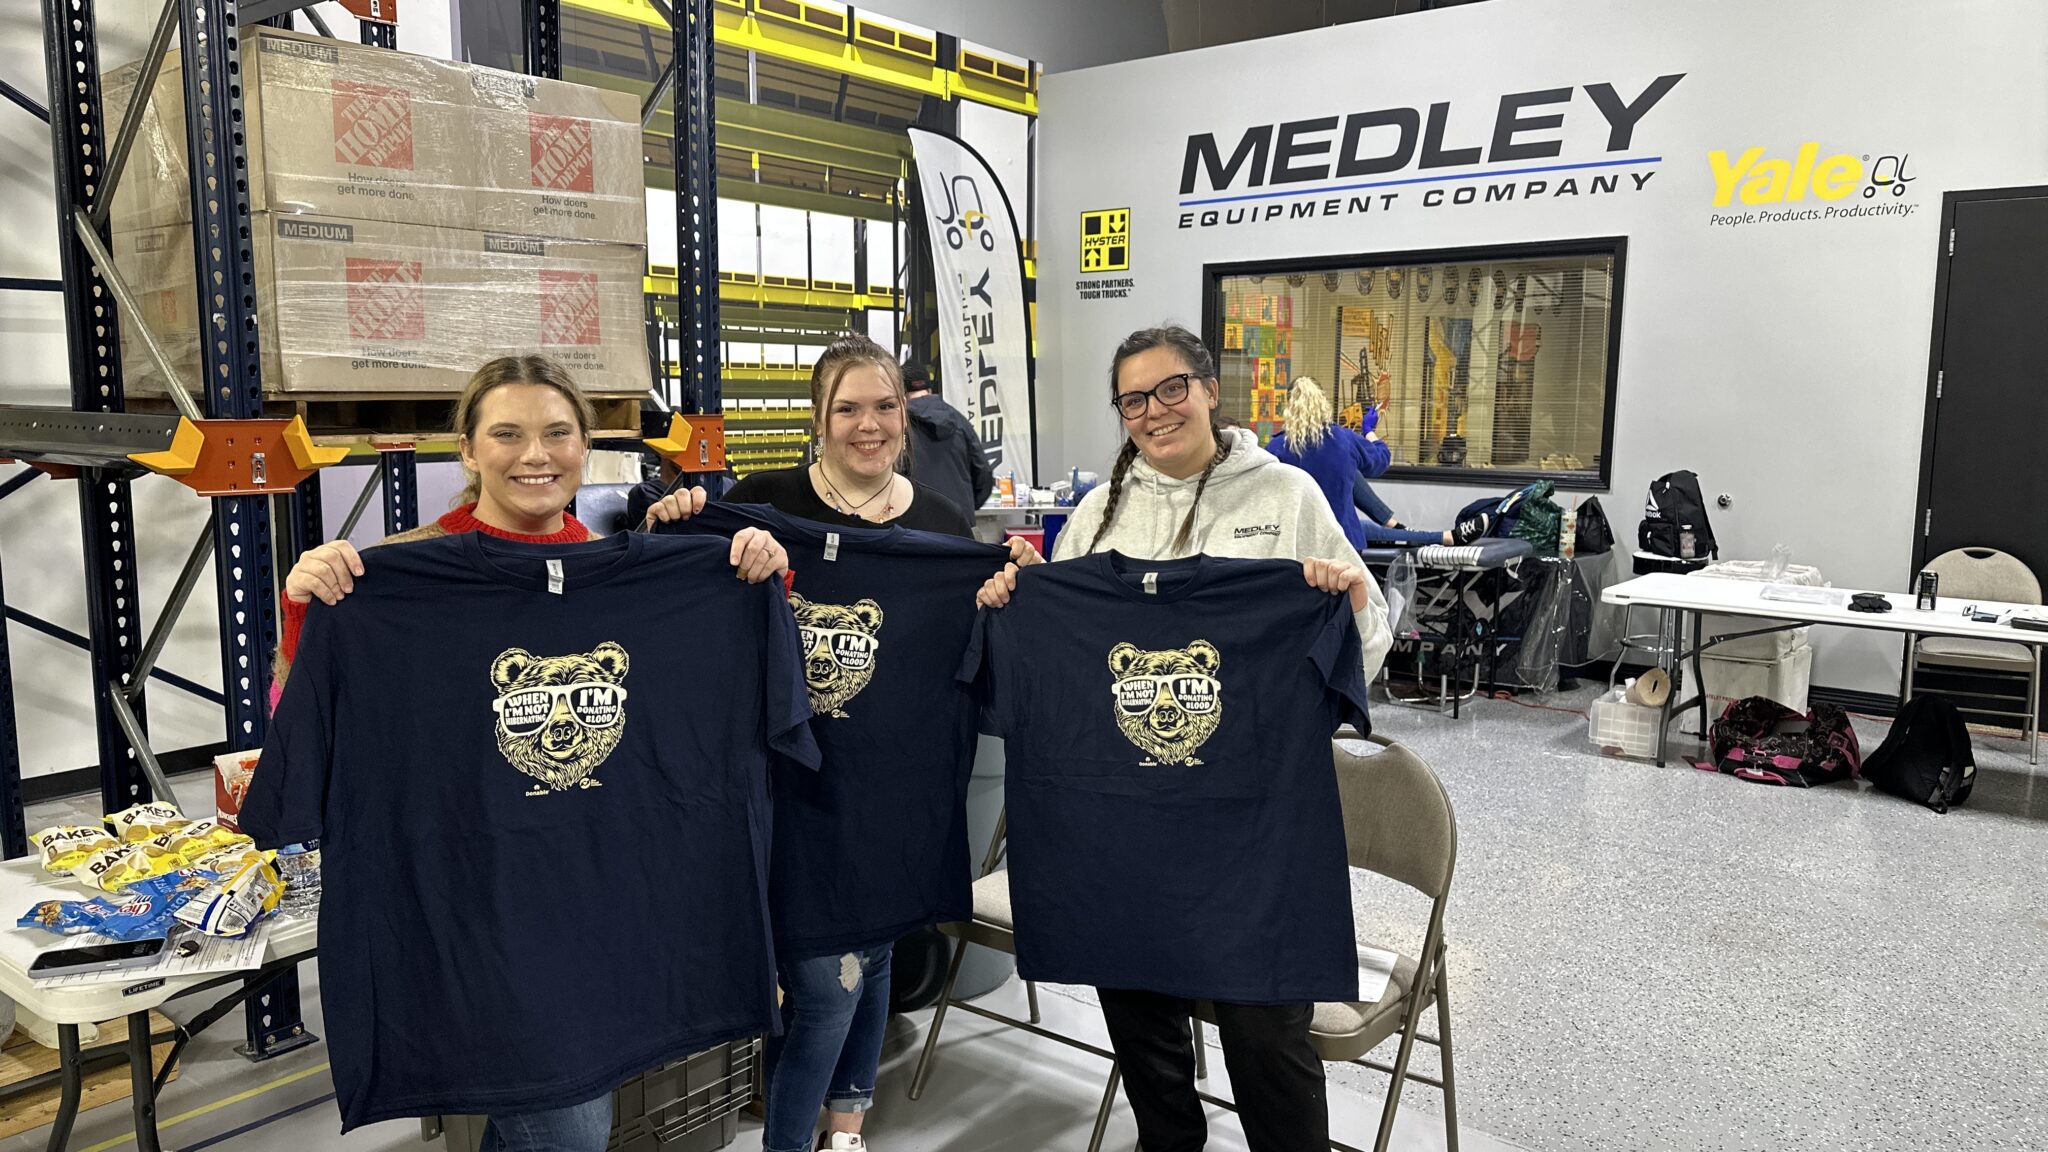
[1112, 373, 1200, 419]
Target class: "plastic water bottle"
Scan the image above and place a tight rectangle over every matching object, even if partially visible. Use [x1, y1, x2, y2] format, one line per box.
[275, 841, 322, 916]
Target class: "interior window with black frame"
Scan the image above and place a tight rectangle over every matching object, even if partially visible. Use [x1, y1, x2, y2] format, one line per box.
[1203, 239, 1624, 488]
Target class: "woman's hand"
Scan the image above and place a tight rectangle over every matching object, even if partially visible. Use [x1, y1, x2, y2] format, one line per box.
[976, 563, 1023, 609]
[284, 541, 364, 606]
[975, 537, 1046, 608]
[1303, 556, 1371, 614]
[729, 527, 786, 583]
[642, 485, 710, 527]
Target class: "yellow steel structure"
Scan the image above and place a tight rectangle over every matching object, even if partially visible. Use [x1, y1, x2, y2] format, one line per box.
[647, 267, 900, 312]
[563, 0, 1037, 115]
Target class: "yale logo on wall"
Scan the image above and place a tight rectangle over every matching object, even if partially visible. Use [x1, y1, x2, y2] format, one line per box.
[1706, 143, 1921, 228]
[1081, 208, 1131, 272]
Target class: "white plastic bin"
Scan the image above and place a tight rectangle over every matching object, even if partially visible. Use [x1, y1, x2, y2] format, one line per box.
[1588, 695, 1662, 758]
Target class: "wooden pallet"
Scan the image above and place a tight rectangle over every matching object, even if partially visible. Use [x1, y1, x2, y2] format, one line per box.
[0, 1012, 179, 1139]
[128, 392, 645, 444]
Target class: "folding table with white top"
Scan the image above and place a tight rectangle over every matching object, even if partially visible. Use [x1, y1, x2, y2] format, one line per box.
[1602, 573, 2045, 766]
[0, 858, 318, 1152]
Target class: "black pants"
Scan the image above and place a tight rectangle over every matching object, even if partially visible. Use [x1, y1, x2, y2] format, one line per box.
[1097, 989, 1327, 1152]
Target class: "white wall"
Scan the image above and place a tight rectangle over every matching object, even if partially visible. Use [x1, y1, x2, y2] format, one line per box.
[1037, 0, 2048, 695]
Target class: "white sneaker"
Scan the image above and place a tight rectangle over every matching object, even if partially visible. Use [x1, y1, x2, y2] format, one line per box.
[820, 1136, 865, 1152]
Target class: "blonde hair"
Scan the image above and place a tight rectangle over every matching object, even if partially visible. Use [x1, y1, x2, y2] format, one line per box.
[1283, 375, 1334, 452]
[452, 355, 597, 506]
[809, 334, 910, 461]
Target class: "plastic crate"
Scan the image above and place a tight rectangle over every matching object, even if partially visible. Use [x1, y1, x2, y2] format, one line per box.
[434, 1038, 757, 1152]
[1588, 695, 1661, 758]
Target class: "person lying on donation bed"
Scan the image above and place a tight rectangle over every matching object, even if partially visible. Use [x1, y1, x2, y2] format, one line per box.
[271, 354, 788, 1151]
[975, 324, 1391, 1152]
[1266, 375, 1494, 549]
[717, 333, 970, 1152]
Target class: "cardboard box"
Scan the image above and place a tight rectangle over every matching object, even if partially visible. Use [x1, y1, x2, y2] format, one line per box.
[116, 215, 648, 396]
[476, 232, 651, 394]
[467, 68, 646, 245]
[117, 212, 485, 395]
[103, 28, 478, 233]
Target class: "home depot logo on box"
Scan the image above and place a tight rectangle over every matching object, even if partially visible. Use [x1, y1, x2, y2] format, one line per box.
[530, 115, 595, 192]
[540, 270, 601, 345]
[347, 258, 426, 341]
[333, 80, 416, 169]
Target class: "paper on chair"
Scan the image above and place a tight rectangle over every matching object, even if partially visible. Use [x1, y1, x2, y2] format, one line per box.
[1358, 946, 1398, 1004]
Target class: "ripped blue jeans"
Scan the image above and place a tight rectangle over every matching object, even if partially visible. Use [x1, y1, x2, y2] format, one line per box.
[762, 943, 893, 1152]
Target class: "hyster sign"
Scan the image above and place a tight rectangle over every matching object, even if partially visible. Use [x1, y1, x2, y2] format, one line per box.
[1175, 75, 1684, 229]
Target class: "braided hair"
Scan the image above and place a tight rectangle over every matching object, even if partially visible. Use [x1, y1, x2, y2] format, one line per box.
[1085, 325, 1232, 556]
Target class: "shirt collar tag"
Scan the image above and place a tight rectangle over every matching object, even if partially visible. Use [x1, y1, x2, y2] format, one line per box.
[825, 532, 841, 562]
[1143, 571, 1159, 595]
[546, 559, 565, 595]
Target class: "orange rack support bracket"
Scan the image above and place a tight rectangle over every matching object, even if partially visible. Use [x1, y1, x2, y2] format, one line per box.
[129, 417, 348, 497]
[646, 414, 727, 473]
[337, 0, 398, 26]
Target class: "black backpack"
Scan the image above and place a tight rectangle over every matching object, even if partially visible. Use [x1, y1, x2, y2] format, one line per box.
[1861, 696, 1976, 813]
[1639, 470, 1718, 560]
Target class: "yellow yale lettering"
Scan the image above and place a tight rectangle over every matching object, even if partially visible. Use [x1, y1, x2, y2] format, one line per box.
[1710, 144, 1864, 206]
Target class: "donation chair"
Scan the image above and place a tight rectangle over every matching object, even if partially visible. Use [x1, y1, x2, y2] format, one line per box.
[1904, 547, 2042, 763]
[1187, 735, 1461, 1152]
[908, 810, 1130, 1152]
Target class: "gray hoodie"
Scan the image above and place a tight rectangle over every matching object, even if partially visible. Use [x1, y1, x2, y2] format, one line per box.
[1053, 428, 1392, 679]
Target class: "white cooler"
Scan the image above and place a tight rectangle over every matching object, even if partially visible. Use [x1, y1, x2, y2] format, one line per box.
[1678, 560, 1826, 733]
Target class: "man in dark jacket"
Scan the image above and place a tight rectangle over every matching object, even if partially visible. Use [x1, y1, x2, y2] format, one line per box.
[903, 362, 994, 514]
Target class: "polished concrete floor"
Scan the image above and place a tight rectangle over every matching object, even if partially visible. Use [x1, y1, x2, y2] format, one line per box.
[5, 684, 2044, 1151]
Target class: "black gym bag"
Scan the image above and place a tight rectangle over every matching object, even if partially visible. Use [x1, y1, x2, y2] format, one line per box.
[1862, 696, 1976, 813]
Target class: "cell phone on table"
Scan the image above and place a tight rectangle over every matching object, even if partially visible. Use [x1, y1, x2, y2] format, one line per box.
[29, 937, 168, 978]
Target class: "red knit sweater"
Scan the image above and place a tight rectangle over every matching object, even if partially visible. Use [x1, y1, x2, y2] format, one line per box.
[276, 503, 589, 669]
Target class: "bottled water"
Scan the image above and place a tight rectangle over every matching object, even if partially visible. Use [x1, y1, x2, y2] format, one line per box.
[275, 841, 322, 916]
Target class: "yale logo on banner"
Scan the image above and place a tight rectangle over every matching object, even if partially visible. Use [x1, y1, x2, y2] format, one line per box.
[1081, 209, 1130, 272]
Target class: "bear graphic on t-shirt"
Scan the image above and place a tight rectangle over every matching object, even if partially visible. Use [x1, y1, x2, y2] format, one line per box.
[488, 642, 630, 794]
[1108, 640, 1224, 766]
[791, 595, 883, 718]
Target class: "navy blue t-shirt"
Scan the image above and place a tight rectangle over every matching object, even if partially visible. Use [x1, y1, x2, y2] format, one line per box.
[962, 552, 1369, 1004]
[242, 532, 817, 1130]
[664, 503, 1008, 957]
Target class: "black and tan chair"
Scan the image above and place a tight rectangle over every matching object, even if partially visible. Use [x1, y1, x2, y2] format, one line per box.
[908, 810, 1129, 1152]
[1904, 547, 2042, 764]
[1190, 734, 1460, 1152]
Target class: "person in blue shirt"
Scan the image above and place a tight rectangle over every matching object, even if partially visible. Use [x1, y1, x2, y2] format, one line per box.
[1267, 375, 1492, 549]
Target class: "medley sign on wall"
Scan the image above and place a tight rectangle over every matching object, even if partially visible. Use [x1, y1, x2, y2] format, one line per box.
[1040, 0, 2048, 697]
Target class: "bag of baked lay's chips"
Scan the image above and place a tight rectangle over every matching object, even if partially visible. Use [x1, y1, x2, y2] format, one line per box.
[104, 802, 185, 843]
[173, 856, 281, 937]
[35, 826, 118, 874]
[70, 841, 153, 892]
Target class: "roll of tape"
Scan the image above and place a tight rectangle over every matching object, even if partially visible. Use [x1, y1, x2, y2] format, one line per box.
[1627, 667, 1671, 708]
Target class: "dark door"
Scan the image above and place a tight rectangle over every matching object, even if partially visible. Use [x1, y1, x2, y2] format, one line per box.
[1920, 192, 2048, 579]
[1915, 188, 2048, 723]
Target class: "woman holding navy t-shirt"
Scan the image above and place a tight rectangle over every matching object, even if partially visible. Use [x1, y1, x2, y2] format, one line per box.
[977, 325, 1390, 1152]
[274, 355, 784, 1152]
[723, 334, 971, 1152]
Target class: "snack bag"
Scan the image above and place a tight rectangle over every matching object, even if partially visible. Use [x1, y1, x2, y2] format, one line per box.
[105, 802, 186, 842]
[70, 841, 152, 892]
[35, 826, 118, 874]
[173, 857, 282, 937]
[151, 818, 245, 868]
[94, 889, 191, 941]
[16, 897, 115, 936]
